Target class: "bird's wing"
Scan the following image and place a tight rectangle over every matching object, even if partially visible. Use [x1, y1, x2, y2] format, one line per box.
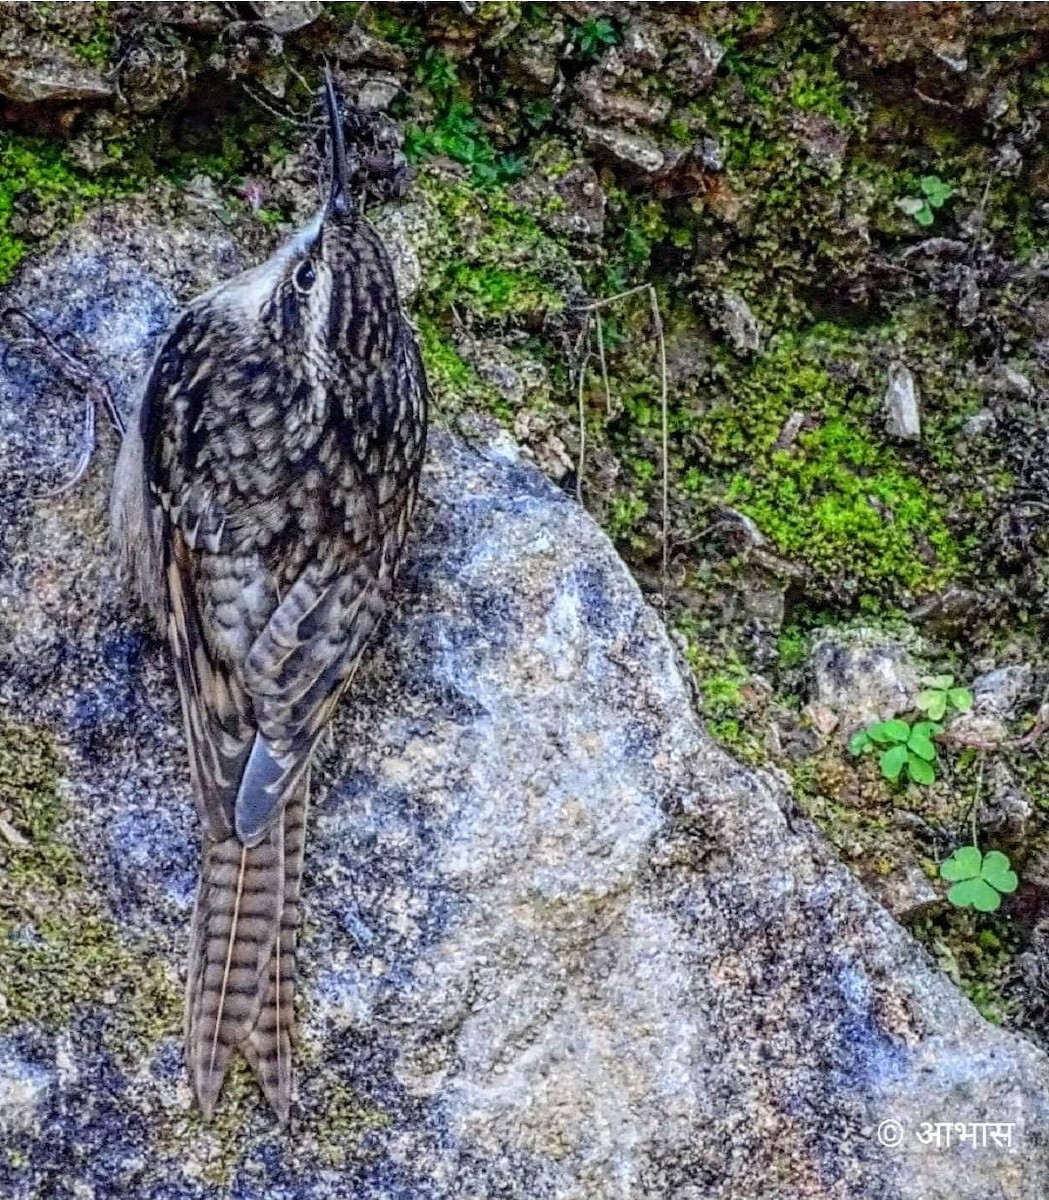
[234, 542, 388, 844]
[232, 331, 426, 846]
[139, 308, 257, 840]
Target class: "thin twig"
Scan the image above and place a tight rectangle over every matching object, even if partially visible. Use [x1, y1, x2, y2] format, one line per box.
[648, 285, 670, 586]
[238, 80, 312, 127]
[571, 284, 672, 586]
[574, 324, 591, 504]
[1, 308, 126, 495]
[914, 87, 963, 112]
[580, 284, 652, 311]
[594, 308, 612, 418]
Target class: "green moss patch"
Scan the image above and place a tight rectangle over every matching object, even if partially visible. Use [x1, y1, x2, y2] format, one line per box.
[0, 716, 177, 1043]
[0, 134, 123, 284]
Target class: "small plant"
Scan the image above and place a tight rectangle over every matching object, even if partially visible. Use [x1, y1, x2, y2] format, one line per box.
[849, 718, 941, 785]
[915, 674, 972, 721]
[416, 48, 459, 96]
[573, 17, 619, 60]
[895, 175, 955, 227]
[940, 846, 1018, 913]
[404, 101, 525, 187]
[521, 99, 554, 132]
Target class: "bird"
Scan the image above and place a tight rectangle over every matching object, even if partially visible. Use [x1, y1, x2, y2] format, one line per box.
[110, 71, 428, 1123]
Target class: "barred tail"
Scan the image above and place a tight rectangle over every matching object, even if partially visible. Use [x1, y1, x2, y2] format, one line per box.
[242, 775, 309, 1123]
[185, 818, 284, 1120]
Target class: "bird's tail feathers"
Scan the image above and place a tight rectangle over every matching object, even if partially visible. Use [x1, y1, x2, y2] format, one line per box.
[241, 775, 309, 1122]
[185, 817, 285, 1120]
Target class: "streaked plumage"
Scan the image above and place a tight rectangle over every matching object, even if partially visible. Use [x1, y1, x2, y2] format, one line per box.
[111, 74, 427, 1122]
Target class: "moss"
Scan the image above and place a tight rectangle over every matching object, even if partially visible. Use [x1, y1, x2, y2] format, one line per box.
[70, 1, 115, 68]
[777, 626, 809, 670]
[912, 909, 1021, 1025]
[728, 414, 958, 599]
[0, 716, 178, 1045]
[698, 333, 961, 604]
[406, 169, 574, 424]
[308, 1083, 392, 1170]
[448, 262, 557, 320]
[361, 3, 426, 55]
[0, 132, 125, 284]
[415, 172, 572, 323]
[417, 314, 491, 415]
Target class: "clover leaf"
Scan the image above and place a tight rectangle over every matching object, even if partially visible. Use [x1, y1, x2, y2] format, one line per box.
[920, 175, 955, 208]
[906, 754, 935, 786]
[880, 743, 909, 781]
[895, 177, 954, 228]
[849, 716, 942, 785]
[867, 719, 910, 745]
[917, 675, 973, 722]
[941, 847, 1018, 912]
[848, 729, 871, 755]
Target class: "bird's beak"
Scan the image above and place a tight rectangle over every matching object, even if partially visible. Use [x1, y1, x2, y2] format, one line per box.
[324, 69, 350, 219]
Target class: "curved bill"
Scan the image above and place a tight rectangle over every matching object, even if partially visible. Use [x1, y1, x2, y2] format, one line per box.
[323, 68, 350, 217]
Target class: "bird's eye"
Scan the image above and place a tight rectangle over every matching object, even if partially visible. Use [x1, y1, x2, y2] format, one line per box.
[293, 260, 316, 293]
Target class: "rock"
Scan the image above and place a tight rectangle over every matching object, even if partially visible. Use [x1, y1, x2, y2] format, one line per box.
[513, 157, 606, 239]
[791, 111, 849, 172]
[345, 70, 402, 112]
[666, 30, 724, 92]
[0, 1038, 54, 1134]
[739, 567, 786, 670]
[506, 21, 565, 92]
[1001, 365, 1035, 398]
[619, 23, 665, 71]
[119, 41, 189, 115]
[972, 665, 1034, 720]
[370, 202, 426, 303]
[1020, 844, 1049, 899]
[962, 408, 997, 438]
[1, 206, 1049, 1198]
[458, 339, 548, 410]
[949, 664, 1034, 744]
[885, 362, 922, 441]
[909, 584, 983, 636]
[808, 627, 920, 731]
[576, 74, 672, 128]
[932, 39, 968, 73]
[0, 40, 112, 104]
[955, 268, 981, 326]
[248, 1, 323, 34]
[224, 19, 284, 80]
[698, 136, 723, 171]
[581, 124, 665, 175]
[333, 26, 409, 73]
[551, 162, 606, 237]
[977, 763, 1031, 849]
[868, 861, 941, 922]
[152, 3, 227, 32]
[715, 291, 762, 354]
[512, 408, 574, 480]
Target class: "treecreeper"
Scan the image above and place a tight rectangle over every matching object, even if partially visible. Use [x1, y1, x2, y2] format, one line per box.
[111, 73, 429, 1123]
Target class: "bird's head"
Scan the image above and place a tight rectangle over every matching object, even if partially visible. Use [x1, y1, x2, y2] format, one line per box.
[213, 72, 398, 386]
